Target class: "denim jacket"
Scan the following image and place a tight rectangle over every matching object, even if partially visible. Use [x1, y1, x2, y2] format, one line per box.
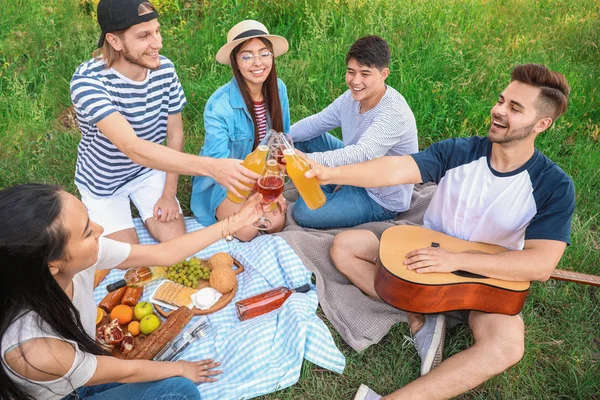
[190, 77, 291, 226]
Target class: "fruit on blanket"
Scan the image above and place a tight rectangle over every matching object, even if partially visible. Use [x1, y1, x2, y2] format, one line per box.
[209, 266, 237, 294]
[103, 318, 125, 345]
[140, 314, 161, 335]
[96, 307, 106, 325]
[134, 301, 154, 320]
[166, 256, 211, 287]
[118, 333, 135, 353]
[128, 321, 141, 336]
[208, 252, 233, 270]
[110, 304, 133, 325]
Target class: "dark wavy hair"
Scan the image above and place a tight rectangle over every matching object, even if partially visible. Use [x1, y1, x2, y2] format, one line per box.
[0, 184, 106, 400]
[230, 37, 284, 149]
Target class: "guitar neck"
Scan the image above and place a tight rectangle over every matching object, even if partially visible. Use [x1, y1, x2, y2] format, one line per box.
[551, 269, 600, 287]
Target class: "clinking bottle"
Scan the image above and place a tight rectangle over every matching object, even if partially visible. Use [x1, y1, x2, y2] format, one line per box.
[281, 145, 326, 210]
[226, 130, 275, 204]
[235, 284, 311, 321]
[106, 266, 167, 292]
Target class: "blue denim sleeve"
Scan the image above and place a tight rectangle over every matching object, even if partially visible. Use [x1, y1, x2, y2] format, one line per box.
[278, 79, 291, 133]
[202, 102, 234, 159]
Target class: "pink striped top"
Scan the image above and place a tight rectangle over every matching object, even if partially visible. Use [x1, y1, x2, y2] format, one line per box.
[253, 100, 268, 141]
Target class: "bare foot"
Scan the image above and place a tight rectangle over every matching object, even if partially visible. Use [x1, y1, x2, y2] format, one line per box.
[407, 312, 425, 335]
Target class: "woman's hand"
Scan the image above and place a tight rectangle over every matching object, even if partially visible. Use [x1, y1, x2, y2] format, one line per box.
[237, 193, 264, 227]
[179, 359, 222, 383]
[274, 194, 287, 215]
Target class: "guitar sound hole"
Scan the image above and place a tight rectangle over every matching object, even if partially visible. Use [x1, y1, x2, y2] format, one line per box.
[451, 270, 489, 279]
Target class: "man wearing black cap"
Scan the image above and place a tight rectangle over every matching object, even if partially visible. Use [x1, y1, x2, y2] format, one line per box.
[70, 0, 260, 246]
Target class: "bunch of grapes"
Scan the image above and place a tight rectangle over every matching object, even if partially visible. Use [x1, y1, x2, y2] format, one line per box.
[166, 257, 211, 288]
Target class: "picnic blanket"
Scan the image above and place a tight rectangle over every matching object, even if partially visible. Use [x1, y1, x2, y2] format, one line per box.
[93, 218, 345, 400]
[276, 183, 448, 352]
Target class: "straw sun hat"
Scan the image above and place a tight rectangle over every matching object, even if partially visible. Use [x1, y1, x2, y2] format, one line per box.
[215, 20, 289, 65]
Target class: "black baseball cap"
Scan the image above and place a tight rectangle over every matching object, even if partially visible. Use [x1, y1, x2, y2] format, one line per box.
[97, 0, 159, 48]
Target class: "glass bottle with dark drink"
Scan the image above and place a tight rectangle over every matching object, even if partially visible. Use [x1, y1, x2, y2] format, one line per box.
[253, 159, 284, 230]
[235, 284, 311, 321]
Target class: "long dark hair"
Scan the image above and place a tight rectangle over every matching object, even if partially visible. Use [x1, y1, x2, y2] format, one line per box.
[230, 37, 284, 149]
[0, 184, 106, 400]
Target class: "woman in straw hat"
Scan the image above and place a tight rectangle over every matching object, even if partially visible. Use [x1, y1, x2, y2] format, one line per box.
[191, 20, 290, 241]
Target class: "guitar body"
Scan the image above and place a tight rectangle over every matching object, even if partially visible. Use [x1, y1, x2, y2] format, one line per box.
[375, 226, 531, 315]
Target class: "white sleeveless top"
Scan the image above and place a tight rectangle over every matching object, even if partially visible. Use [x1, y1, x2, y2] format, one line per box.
[1, 238, 130, 400]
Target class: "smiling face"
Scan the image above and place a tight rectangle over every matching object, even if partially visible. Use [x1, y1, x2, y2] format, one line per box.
[345, 58, 389, 111]
[48, 192, 104, 278]
[488, 80, 552, 145]
[120, 18, 162, 70]
[235, 38, 273, 90]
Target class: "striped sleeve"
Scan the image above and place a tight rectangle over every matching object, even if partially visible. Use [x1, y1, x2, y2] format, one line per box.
[168, 67, 187, 114]
[70, 74, 117, 125]
[289, 95, 343, 142]
[309, 99, 417, 167]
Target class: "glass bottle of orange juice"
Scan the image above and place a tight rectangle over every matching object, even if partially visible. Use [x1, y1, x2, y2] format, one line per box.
[226, 131, 274, 203]
[282, 148, 326, 210]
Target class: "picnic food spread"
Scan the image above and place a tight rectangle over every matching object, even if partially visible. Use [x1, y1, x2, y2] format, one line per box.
[96, 252, 307, 362]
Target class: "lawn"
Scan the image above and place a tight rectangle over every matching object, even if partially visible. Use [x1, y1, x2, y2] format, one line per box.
[0, 0, 598, 398]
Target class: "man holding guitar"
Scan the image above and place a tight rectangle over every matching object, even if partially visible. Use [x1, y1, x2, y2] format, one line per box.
[305, 64, 575, 400]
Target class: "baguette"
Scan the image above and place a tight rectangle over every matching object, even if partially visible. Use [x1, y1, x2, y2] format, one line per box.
[121, 287, 143, 306]
[99, 287, 127, 313]
[125, 307, 193, 360]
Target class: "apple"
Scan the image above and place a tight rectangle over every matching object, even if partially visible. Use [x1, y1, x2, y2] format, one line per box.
[139, 314, 161, 335]
[134, 301, 154, 321]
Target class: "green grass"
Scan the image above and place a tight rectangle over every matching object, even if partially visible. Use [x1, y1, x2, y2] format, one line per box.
[1, 0, 599, 398]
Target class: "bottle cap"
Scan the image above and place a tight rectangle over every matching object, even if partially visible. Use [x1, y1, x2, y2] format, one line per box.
[292, 284, 310, 293]
[106, 279, 127, 292]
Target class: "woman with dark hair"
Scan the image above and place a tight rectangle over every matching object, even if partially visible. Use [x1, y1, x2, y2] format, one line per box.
[0, 184, 262, 400]
[190, 20, 290, 242]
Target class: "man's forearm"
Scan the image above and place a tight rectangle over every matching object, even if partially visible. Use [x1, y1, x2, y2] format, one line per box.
[162, 131, 184, 197]
[325, 156, 422, 187]
[454, 246, 562, 282]
[126, 139, 217, 177]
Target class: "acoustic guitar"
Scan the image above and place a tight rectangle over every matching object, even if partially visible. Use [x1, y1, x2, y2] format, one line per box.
[374, 225, 600, 315]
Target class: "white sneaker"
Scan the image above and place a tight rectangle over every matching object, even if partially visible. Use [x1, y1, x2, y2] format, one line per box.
[354, 384, 382, 400]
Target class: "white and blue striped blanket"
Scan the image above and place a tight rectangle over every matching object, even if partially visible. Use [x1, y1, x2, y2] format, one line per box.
[93, 218, 345, 400]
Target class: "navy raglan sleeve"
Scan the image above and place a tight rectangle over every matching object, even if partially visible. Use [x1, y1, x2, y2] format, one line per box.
[410, 139, 454, 184]
[410, 136, 484, 184]
[525, 172, 575, 244]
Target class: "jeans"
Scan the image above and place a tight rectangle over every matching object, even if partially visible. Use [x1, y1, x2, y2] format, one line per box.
[293, 133, 398, 228]
[62, 377, 199, 400]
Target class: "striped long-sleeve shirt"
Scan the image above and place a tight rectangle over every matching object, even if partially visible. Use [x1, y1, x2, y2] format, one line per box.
[290, 86, 418, 212]
[70, 56, 186, 197]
